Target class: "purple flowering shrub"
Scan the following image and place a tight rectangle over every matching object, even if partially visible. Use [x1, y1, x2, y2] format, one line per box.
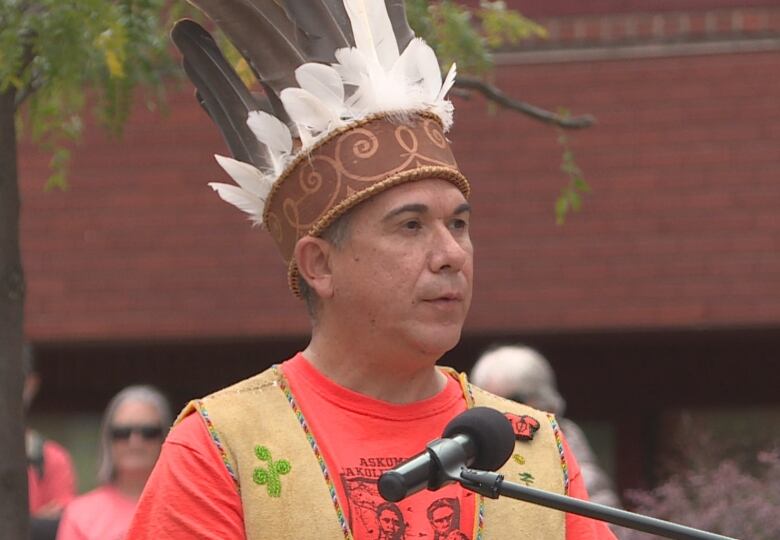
[618, 449, 780, 540]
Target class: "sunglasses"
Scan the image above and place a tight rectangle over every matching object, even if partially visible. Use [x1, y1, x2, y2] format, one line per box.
[109, 424, 163, 441]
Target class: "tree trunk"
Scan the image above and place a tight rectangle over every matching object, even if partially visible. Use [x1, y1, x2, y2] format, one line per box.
[0, 87, 30, 539]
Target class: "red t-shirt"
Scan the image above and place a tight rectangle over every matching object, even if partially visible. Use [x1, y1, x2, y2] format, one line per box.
[28, 438, 76, 516]
[128, 354, 615, 539]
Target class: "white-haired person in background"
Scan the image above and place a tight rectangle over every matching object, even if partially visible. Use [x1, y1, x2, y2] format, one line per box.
[471, 345, 621, 508]
[56, 385, 171, 540]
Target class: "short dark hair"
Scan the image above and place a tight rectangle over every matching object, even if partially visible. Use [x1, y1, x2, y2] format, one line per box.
[299, 210, 353, 319]
[427, 497, 459, 522]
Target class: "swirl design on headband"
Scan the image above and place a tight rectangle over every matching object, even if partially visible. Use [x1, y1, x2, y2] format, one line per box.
[424, 117, 448, 149]
[347, 128, 379, 160]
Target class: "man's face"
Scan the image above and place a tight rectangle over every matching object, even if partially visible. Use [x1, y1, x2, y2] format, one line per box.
[379, 509, 401, 534]
[328, 178, 473, 359]
[431, 506, 455, 532]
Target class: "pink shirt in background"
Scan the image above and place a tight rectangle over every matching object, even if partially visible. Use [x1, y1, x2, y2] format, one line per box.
[57, 485, 138, 540]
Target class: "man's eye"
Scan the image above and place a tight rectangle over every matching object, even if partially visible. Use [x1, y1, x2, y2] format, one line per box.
[451, 218, 468, 230]
[403, 220, 421, 230]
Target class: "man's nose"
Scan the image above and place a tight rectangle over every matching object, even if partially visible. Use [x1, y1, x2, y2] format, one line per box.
[429, 225, 469, 273]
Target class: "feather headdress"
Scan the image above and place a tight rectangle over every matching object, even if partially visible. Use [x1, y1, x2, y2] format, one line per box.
[173, 0, 469, 295]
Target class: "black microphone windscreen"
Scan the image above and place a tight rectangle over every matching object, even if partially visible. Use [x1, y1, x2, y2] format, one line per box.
[442, 407, 514, 471]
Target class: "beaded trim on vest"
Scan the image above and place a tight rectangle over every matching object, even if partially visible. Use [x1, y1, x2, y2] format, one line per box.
[276, 367, 353, 539]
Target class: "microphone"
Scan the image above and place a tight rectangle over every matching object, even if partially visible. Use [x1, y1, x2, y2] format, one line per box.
[378, 407, 515, 502]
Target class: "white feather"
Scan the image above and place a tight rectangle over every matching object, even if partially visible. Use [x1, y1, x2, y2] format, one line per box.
[280, 87, 342, 136]
[343, 0, 399, 71]
[295, 63, 345, 116]
[333, 49, 392, 115]
[391, 38, 440, 103]
[208, 183, 265, 226]
[430, 63, 457, 131]
[297, 127, 314, 148]
[431, 99, 454, 131]
[333, 48, 375, 116]
[246, 111, 293, 175]
[437, 63, 457, 102]
[214, 154, 273, 201]
[333, 47, 369, 86]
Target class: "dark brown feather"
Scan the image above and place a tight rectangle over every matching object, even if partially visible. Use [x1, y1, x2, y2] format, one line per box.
[282, 0, 414, 60]
[172, 20, 270, 169]
[186, 0, 307, 95]
[386, 0, 415, 51]
[281, 0, 352, 62]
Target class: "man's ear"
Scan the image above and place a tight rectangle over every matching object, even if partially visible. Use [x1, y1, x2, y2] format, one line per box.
[294, 236, 335, 299]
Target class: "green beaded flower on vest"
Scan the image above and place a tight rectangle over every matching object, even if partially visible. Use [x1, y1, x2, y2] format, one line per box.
[252, 445, 292, 497]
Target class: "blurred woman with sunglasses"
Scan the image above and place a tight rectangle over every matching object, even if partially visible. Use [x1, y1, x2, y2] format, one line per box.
[57, 385, 171, 540]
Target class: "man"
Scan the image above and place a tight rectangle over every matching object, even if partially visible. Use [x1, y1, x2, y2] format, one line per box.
[427, 498, 468, 540]
[128, 178, 612, 539]
[375, 502, 405, 540]
[127, 1, 616, 538]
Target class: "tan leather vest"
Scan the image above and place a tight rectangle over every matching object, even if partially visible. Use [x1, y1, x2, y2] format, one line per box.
[177, 367, 567, 539]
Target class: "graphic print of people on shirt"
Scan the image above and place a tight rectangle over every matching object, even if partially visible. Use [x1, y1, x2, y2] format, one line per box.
[342, 468, 472, 540]
[375, 502, 406, 540]
[344, 477, 387, 536]
[427, 498, 469, 540]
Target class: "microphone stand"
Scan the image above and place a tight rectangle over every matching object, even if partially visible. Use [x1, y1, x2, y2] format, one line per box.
[451, 468, 736, 540]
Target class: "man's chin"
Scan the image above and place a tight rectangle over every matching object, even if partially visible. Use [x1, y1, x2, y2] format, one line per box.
[411, 325, 464, 359]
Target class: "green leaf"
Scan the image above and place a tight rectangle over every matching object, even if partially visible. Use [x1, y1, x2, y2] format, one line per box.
[574, 178, 591, 193]
[479, 2, 547, 48]
[568, 189, 581, 211]
[555, 195, 569, 225]
[44, 147, 71, 191]
[555, 127, 590, 223]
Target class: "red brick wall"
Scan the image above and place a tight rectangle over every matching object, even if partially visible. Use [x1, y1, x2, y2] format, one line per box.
[18, 16, 780, 342]
[459, 49, 780, 333]
[499, 0, 778, 18]
[523, 6, 780, 47]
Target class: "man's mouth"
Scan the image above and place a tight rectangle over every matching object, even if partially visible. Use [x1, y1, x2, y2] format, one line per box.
[423, 292, 463, 304]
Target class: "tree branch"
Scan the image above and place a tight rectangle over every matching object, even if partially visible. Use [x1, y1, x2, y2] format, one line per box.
[14, 76, 44, 109]
[454, 75, 596, 129]
[13, 30, 40, 109]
